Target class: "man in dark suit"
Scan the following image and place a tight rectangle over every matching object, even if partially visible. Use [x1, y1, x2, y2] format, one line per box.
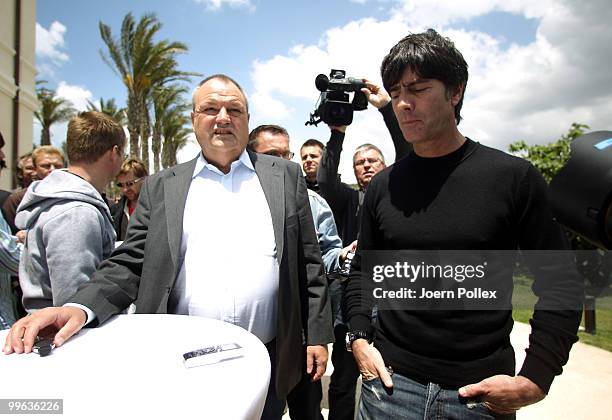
[4, 74, 334, 420]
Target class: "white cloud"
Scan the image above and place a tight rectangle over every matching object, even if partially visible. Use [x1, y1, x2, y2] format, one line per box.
[456, 0, 612, 148]
[388, 0, 555, 28]
[193, 0, 254, 11]
[248, 0, 612, 184]
[56, 81, 93, 111]
[36, 21, 69, 65]
[250, 92, 291, 120]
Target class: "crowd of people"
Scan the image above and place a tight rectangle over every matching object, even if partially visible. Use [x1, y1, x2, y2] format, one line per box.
[2, 29, 583, 420]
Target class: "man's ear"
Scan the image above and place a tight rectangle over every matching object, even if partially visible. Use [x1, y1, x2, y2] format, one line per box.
[450, 84, 464, 107]
[111, 145, 123, 163]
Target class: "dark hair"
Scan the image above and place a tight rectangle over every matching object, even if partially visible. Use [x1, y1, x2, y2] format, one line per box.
[381, 29, 468, 124]
[0, 130, 4, 148]
[66, 111, 126, 164]
[193, 74, 249, 112]
[300, 139, 324, 152]
[248, 124, 289, 150]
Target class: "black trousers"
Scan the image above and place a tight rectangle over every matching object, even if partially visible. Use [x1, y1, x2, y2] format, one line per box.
[286, 348, 324, 420]
[261, 339, 285, 420]
[328, 324, 360, 420]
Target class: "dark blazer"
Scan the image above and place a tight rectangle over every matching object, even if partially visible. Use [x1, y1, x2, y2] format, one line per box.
[70, 150, 334, 397]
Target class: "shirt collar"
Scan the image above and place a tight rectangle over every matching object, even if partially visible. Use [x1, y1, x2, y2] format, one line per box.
[192, 149, 254, 179]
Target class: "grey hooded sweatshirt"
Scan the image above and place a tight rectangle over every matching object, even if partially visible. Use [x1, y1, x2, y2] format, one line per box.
[16, 169, 116, 312]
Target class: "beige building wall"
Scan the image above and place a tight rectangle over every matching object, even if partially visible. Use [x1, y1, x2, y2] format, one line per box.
[0, 0, 37, 191]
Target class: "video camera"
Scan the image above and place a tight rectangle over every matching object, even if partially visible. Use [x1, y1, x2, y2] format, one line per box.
[305, 69, 368, 127]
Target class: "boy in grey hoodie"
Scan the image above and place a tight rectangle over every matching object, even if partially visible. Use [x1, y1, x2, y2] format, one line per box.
[16, 112, 126, 312]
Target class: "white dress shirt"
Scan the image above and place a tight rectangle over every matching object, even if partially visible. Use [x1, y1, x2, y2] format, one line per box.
[168, 151, 279, 343]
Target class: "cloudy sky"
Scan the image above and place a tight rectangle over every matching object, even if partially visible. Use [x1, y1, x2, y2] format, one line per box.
[36, 0, 611, 183]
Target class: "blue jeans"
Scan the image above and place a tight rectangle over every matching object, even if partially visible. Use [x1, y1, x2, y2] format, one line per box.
[359, 372, 515, 420]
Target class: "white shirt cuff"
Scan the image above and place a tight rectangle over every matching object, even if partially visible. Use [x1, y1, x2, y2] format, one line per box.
[63, 303, 96, 326]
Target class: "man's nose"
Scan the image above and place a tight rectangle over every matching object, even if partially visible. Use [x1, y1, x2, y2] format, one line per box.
[216, 107, 231, 124]
[397, 95, 413, 111]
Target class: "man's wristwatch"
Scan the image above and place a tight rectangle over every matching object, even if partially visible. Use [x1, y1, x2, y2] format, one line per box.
[345, 330, 373, 352]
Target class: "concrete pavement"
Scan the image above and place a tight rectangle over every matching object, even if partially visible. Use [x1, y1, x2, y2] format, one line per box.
[513, 322, 612, 420]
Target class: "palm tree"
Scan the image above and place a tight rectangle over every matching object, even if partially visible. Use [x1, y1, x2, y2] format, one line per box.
[161, 109, 191, 168]
[152, 85, 188, 173]
[99, 12, 198, 169]
[35, 81, 76, 146]
[86, 97, 127, 126]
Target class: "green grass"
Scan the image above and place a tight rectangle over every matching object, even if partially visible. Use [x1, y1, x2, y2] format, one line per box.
[512, 275, 612, 352]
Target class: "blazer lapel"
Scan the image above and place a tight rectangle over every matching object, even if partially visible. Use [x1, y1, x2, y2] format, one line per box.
[165, 156, 198, 272]
[250, 150, 285, 264]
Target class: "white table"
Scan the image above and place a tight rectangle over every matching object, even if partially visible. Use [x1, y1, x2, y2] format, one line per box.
[1, 314, 270, 419]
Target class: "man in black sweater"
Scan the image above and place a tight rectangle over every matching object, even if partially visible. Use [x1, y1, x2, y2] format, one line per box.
[344, 29, 583, 419]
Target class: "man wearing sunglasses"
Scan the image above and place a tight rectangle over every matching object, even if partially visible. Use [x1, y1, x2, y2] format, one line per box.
[111, 158, 148, 241]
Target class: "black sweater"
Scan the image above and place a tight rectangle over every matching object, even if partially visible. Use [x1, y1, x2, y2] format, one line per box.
[345, 138, 583, 393]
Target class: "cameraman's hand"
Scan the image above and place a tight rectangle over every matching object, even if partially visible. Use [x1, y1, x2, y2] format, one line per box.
[362, 79, 391, 109]
[3, 307, 86, 354]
